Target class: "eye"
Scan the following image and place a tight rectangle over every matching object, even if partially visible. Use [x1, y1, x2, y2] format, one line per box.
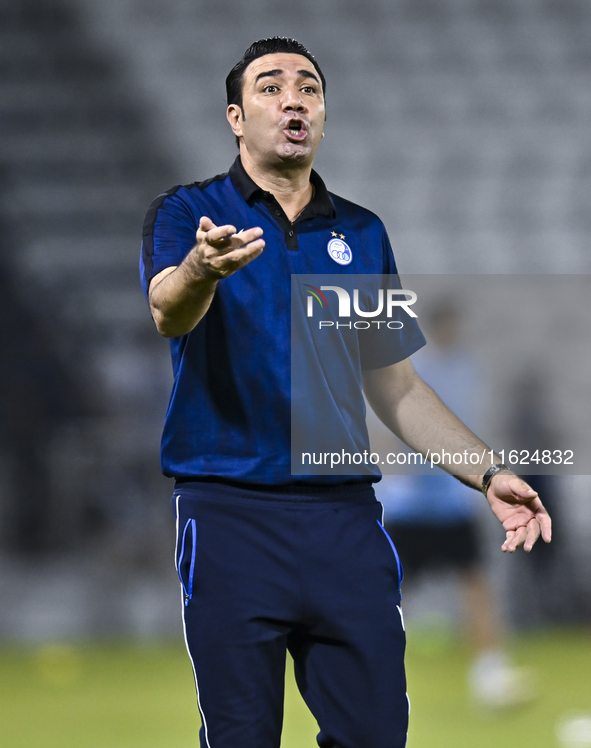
[263, 84, 279, 93]
[301, 85, 316, 94]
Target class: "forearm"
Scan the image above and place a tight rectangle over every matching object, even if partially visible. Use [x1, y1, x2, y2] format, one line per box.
[149, 260, 219, 338]
[363, 360, 499, 491]
[395, 379, 497, 490]
[364, 360, 551, 552]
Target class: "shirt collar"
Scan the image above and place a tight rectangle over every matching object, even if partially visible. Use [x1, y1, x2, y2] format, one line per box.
[229, 155, 336, 219]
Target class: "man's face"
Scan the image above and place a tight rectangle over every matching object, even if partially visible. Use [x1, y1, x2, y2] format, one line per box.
[227, 53, 326, 169]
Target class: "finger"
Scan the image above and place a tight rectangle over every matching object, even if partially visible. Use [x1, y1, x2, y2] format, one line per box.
[521, 497, 552, 544]
[537, 509, 552, 543]
[232, 226, 264, 245]
[208, 239, 265, 274]
[224, 238, 265, 263]
[523, 518, 541, 553]
[503, 525, 528, 553]
[512, 525, 529, 551]
[196, 217, 226, 245]
[209, 227, 264, 256]
[502, 530, 517, 553]
[198, 216, 216, 232]
[203, 224, 237, 244]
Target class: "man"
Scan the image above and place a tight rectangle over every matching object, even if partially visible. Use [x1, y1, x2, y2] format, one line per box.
[140, 38, 551, 748]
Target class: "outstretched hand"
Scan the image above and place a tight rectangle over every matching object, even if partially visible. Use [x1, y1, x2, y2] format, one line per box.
[189, 216, 265, 280]
[486, 473, 552, 553]
[148, 216, 265, 337]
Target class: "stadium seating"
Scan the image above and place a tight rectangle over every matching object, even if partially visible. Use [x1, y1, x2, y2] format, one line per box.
[1, 0, 590, 636]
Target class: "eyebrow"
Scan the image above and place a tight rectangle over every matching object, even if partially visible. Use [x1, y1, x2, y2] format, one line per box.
[254, 68, 320, 86]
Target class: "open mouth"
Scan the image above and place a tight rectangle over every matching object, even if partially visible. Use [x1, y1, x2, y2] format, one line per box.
[285, 119, 307, 140]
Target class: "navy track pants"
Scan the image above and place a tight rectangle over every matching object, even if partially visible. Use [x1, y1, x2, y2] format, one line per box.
[173, 482, 408, 748]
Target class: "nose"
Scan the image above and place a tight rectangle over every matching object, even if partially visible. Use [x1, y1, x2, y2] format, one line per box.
[282, 85, 306, 111]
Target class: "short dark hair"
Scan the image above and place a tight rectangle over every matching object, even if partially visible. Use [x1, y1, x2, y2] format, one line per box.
[226, 36, 326, 112]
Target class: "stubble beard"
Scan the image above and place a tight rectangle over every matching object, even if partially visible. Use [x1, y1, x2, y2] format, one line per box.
[279, 143, 309, 162]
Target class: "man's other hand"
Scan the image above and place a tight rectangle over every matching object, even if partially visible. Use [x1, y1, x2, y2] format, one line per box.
[486, 474, 552, 553]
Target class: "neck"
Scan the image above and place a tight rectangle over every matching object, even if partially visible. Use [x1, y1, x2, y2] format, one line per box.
[240, 150, 314, 222]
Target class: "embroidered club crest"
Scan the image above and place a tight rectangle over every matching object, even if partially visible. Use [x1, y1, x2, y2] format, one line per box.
[327, 237, 352, 266]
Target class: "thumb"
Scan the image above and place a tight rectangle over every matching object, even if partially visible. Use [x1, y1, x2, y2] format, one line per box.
[198, 216, 216, 233]
[509, 476, 538, 501]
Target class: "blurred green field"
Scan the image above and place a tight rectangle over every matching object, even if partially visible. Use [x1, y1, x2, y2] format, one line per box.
[0, 628, 590, 747]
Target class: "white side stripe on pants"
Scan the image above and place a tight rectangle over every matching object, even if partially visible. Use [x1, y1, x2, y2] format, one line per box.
[176, 494, 212, 748]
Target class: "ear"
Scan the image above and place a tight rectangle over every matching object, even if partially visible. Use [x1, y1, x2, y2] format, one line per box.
[227, 105, 244, 138]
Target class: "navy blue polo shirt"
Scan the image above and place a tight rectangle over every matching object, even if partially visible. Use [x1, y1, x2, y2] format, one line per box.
[140, 157, 425, 485]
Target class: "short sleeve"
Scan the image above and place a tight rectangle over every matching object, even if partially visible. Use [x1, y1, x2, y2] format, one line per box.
[359, 231, 426, 369]
[381, 229, 398, 275]
[140, 186, 198, 297]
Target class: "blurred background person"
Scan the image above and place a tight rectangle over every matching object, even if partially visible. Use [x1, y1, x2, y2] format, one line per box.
[374, 300, 533, 709]
[504, 366, 571, 627]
